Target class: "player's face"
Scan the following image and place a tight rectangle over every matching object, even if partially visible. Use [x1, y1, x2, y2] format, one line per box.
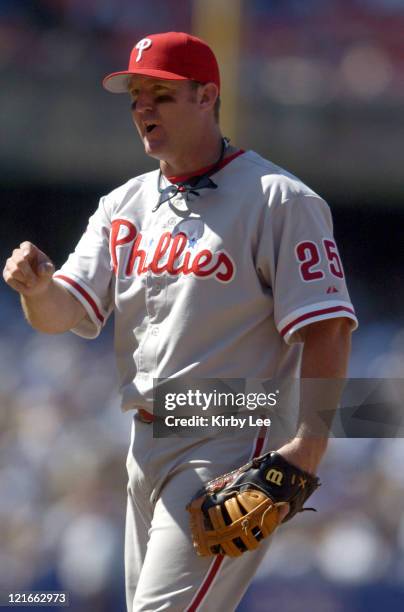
[128, 76, 203, 162]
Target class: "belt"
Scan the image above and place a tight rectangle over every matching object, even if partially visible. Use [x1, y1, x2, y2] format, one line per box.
[137, 408, 156, 423]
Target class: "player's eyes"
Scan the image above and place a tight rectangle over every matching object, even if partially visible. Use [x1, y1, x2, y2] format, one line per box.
[155, 94, 175, 103]
[129, 93, 175, 110]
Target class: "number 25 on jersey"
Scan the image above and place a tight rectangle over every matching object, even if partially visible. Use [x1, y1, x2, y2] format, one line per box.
[295, 239, 344, 282]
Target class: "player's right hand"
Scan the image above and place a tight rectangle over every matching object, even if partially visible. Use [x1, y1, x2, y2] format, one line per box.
[3, 241, 55, 297]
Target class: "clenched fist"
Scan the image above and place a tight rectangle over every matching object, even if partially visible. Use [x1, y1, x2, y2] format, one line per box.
[3, 241, 55, 296]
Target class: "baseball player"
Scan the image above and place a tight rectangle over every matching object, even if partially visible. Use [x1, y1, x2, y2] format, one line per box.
[3, 32, 357, 611]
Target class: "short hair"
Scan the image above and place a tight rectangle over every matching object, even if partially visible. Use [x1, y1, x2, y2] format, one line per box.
[189, 81, 221, 123]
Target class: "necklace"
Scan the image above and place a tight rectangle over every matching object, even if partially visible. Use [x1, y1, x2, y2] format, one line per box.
[153, 137, 229, 212]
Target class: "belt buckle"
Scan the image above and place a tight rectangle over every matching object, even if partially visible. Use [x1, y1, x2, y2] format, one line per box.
[138, 408, 155, 424]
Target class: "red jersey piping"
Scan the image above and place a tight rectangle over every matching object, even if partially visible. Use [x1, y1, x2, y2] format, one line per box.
[167, 149, 245, 184]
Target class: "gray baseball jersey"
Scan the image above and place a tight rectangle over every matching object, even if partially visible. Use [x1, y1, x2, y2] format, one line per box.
[54, 149, 357, 611]
[54, 149, 357, 413]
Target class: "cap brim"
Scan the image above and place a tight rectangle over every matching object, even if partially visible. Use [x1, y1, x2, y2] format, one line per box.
[102, 69, 188, 93]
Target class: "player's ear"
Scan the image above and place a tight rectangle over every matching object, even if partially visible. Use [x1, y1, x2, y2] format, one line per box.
[198, 83, 219, 113]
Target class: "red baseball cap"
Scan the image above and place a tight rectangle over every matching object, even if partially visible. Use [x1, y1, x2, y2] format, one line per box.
[103, 31, 220, 94]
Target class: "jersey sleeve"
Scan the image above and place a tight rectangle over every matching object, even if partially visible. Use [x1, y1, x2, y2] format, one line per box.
[256, 194, 358, 344]
[53, 197, 113, 339]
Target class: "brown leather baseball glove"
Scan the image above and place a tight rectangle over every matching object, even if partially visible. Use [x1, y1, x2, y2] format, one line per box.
[186, 451, 320, 557]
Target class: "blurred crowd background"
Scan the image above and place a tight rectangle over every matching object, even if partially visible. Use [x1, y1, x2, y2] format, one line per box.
[1, 1, 404, 611]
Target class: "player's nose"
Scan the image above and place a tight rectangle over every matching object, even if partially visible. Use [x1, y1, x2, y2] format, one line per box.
[133, 91, 154, 113]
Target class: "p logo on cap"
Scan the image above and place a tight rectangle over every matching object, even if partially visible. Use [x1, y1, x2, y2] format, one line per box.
[135, 38, 152, 62]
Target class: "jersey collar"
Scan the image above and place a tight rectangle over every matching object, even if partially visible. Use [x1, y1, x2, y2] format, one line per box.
[167, 149, 245, 184]
[153, 141, 244, 212]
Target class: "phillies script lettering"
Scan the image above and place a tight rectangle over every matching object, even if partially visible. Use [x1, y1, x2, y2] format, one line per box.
[110, 219, 235, 283]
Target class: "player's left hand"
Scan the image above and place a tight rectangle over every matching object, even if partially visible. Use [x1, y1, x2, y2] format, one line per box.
[274, 437, 325, 522]
[186, 450, 320, 557]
